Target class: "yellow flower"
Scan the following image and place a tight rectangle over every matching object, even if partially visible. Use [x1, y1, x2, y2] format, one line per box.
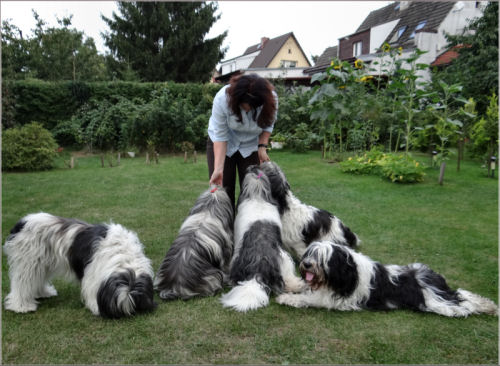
[399, 175, 403, 180]
[354, 59, 364, 69]
[360, 75, 374, 82]
[339, 85, 346, 89]
[416, 162, 419, 167]
[330, 60, 334, 66]
[348, 157, 353, 161]
[334, 65, 341, 70]
[398, 47, 403, 56]
[382, 43, 391, 53]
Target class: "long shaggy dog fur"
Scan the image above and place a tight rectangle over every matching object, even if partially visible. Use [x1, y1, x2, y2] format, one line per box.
[154, 187, 234, 300]
[259, 161, 360, 259]
[276, 241, 498, 317]
[220, 166, 305, 312]
[4, 212, 156, 318]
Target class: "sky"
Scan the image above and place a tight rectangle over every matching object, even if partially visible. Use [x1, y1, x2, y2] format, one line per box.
[1, 1, 392, 64]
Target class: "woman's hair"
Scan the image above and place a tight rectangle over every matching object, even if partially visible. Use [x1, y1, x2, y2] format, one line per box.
[226, 74, 276, 128]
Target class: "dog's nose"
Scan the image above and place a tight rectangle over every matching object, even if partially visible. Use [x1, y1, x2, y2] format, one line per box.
[302, 261, 312, 269]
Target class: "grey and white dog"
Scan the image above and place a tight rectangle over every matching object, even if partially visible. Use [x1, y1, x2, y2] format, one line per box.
[3, 212, 156, 318]
[277, 241, 498, 317]
[259, 161, 360, 259]
[154, 186, 234, 300]
[221, 165, 305, 312]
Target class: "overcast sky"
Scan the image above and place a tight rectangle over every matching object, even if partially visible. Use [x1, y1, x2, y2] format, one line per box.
[1, 1, 392, 64]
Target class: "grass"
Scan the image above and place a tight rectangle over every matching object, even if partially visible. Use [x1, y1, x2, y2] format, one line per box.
[2, 150, 498, 364]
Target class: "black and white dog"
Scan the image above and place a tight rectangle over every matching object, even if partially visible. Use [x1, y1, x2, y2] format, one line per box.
[259, 161, 360, 259]
[3, 212, 156, 318]
[154, 186, 234, 300]
[276, 241, 498, 317]
[220, 165, 305, 312]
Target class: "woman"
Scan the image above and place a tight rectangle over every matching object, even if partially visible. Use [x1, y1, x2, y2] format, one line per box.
[207, 74, 278, 209]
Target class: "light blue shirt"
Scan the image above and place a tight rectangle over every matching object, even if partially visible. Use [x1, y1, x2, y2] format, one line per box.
[208, 85, 278, 158]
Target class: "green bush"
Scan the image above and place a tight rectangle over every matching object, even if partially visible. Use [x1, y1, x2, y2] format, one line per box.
[2, 122, 58, 171]
[340, 149, 425, 183]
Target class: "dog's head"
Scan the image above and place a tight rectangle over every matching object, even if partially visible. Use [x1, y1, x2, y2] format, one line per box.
[259, 161, 290, 213]
[300, 241, 358, 296]
[238, 165, 275, 205]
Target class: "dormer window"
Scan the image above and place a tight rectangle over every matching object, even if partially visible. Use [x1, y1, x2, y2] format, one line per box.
[397, 26, 407, 39]
[394, 3, 400, 11]
[410, 21, 427, 38]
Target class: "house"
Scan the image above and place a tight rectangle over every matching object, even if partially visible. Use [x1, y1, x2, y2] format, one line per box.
[215, 32, 312, 85]
[306, 1, 487, 81]
[304, 45, 338, 75]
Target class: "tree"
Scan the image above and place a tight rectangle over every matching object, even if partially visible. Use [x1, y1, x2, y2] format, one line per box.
[2, 11, 107, 81]
[29, 12, 107, 81]
[102, 2, 227, 82]
[1, 20, 31, 79]
[435, 2, 498, 115]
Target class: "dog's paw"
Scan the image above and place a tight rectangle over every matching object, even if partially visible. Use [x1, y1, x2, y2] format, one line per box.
[38, 284, 58, 298]
[276, 293, 303, 308]
[284, 278, 307, 293]
[4, 300, 38, 313]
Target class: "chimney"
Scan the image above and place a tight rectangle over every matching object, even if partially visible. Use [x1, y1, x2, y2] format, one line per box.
[259, 37, 269, 49]
[399, 1, 410, 11]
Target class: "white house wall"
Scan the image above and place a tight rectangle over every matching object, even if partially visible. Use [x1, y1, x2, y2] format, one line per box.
[435, 1, 485, 56]
[370, 19, 401, 53]
[220, 51, 260, 75]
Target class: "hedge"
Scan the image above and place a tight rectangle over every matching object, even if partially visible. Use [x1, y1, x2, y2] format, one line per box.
[2, 80, 222, 131]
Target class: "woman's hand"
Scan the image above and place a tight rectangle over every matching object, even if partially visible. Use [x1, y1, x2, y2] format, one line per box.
[258, 146, 270, 164]
[209, 167, 223, 186]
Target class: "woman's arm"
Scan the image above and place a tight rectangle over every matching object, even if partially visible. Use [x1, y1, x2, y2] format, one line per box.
[210, 141, 227, 186]
[258, 131, 271, 163]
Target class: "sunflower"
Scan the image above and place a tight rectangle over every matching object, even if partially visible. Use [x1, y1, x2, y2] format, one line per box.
[354, 59, 364, 69]
[398, 47, 403, 56]
[382, 43, 391, 53]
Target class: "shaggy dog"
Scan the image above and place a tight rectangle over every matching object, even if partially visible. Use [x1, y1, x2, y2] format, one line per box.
[220, 165, 305, 312]
[154, 186, 234, 300]
[4, 212, 156, 318]
[259, 161, 360, 259]
[276, 241, 498, 317]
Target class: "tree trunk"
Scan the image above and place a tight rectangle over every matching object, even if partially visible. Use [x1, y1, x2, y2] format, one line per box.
[438, 162, 446, 185]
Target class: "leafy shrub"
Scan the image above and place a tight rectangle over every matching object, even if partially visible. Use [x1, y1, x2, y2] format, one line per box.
[2, 122, 58, 171]
[287, 122, 319, 153]
[340, 149, 425, 183]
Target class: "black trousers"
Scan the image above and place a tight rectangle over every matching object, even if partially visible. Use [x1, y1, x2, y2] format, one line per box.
[206, 138, 260, 210]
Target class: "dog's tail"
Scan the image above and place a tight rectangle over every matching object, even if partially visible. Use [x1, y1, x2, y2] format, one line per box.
[455, 289, 498, 316]
[97, 270, 157, 318]
[414, 263, 497, 317]
[220, 277, 269, 312]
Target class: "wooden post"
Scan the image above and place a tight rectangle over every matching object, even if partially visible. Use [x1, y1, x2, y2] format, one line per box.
[155, 152, 159, 164]
[117, 152, 121, 166]
[438, 162, 446, 185]
[146, 152, 150, 164]
[184, 151, 188, 163]
[100, 155, 105, 168]
[194, 150, 197, 163]
[70, 157, 75, 169]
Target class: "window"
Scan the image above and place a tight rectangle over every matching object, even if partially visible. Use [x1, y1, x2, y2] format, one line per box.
[394, 3, 400, 11]
[410, 20, 427, 38]
[352, 41, 363, 57]
[397, 26, 407, 39]
[280, 60, 297, 68]
[288, 49, 292, 54]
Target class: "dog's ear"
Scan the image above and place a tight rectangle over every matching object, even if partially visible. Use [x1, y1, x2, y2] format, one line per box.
[325, 246, 358, 297]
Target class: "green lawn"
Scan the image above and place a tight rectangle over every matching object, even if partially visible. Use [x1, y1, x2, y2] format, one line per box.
[2, 150, 498, 364]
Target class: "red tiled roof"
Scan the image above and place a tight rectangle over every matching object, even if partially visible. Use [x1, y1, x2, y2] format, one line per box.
[431, 44, 471, 67]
